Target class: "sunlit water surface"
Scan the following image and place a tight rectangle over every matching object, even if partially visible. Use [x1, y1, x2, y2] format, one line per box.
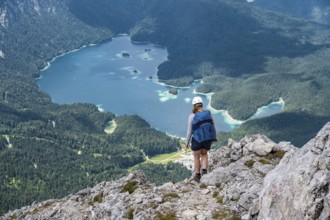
[38, 36, 284, 137]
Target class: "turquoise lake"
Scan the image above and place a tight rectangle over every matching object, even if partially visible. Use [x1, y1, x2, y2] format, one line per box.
[38, 35, 284, 137]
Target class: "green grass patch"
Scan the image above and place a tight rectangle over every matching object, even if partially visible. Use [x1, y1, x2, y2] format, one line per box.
[216, 196, 224, 204]
[266, 150, 286, 161]
[163, 192, 180, 202]
[258, 158, 271, 165]
[200, 183, 208, 189]
[93, 193, 103, 203]
[91, 192, 103, 205]
[126, 208, 134, 219]
[156, 211, 177, 220]
[7, 177, 22, 189]
[148, 149, 185, 164]
[104, 120, 117, 134]
[93, 153, 103, 158]
[245, 159, 255, 168]
[212, 208, 241, 220]
[120, 181, 138, 194]
[274, 150, 286, 159]
[127, 149, 186, 172]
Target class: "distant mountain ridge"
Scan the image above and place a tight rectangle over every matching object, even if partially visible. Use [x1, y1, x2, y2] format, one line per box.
[250, 0, 330, 25]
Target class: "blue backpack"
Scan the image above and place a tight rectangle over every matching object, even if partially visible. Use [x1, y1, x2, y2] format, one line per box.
[192, 110, 216, 143]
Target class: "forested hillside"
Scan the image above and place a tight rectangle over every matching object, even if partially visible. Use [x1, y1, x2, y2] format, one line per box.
[250, 0, 330, 25]
[68, 0, 330, 145]
[1, 0, 330, 214]
[0, 0, 184, 213]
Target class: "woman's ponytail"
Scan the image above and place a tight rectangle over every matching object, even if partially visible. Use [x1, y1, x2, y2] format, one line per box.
[192, 103, 203, 113]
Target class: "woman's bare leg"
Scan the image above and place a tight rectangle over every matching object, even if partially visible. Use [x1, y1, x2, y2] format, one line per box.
[193, 150, 201, 174]
[201, 149, 208, 170]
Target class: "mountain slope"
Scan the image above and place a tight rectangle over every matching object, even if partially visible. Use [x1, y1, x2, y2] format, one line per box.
[0, 0, 183, 213]
[3, 123, 329, 220]
[250, 0, 330, 25]
[69, 0, 329, 82]
[67, 0, 330, 146]
[1, 0, 330, 213]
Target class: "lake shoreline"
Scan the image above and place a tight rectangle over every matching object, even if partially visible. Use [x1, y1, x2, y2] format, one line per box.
[193, 87, 285, 128]
[38, 40, 112, 74]
[38, 35, 285, 139]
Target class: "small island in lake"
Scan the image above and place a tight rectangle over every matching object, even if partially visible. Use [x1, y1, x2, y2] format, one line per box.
[169, 87, 178, 95]
[122, 52, 130, 58]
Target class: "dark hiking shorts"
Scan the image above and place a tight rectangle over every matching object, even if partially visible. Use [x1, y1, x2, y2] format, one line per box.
[191, 138, 212, 151]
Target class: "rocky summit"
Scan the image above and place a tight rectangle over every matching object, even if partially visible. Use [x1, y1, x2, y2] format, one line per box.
[2, 123, 330, 220]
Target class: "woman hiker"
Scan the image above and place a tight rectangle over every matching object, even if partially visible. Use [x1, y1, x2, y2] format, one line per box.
[185, 96, 217, 182]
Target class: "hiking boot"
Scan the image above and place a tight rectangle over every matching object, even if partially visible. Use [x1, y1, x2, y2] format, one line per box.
[202, 169, 207, 175]
[193, 173, 201, 183]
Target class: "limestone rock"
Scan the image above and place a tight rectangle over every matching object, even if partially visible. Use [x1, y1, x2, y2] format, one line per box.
[2, 123, 330, 220]
[257, 122, 330, 220]
[242, 135, 276, 156]
[182, 209, 198, 218]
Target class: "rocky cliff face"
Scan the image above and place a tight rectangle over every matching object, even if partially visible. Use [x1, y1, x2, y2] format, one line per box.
[2, 123, 330, 220]
[0, 0, 111, 75]
[257, 122, 330, 219]
[0, 0, 68, 28]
